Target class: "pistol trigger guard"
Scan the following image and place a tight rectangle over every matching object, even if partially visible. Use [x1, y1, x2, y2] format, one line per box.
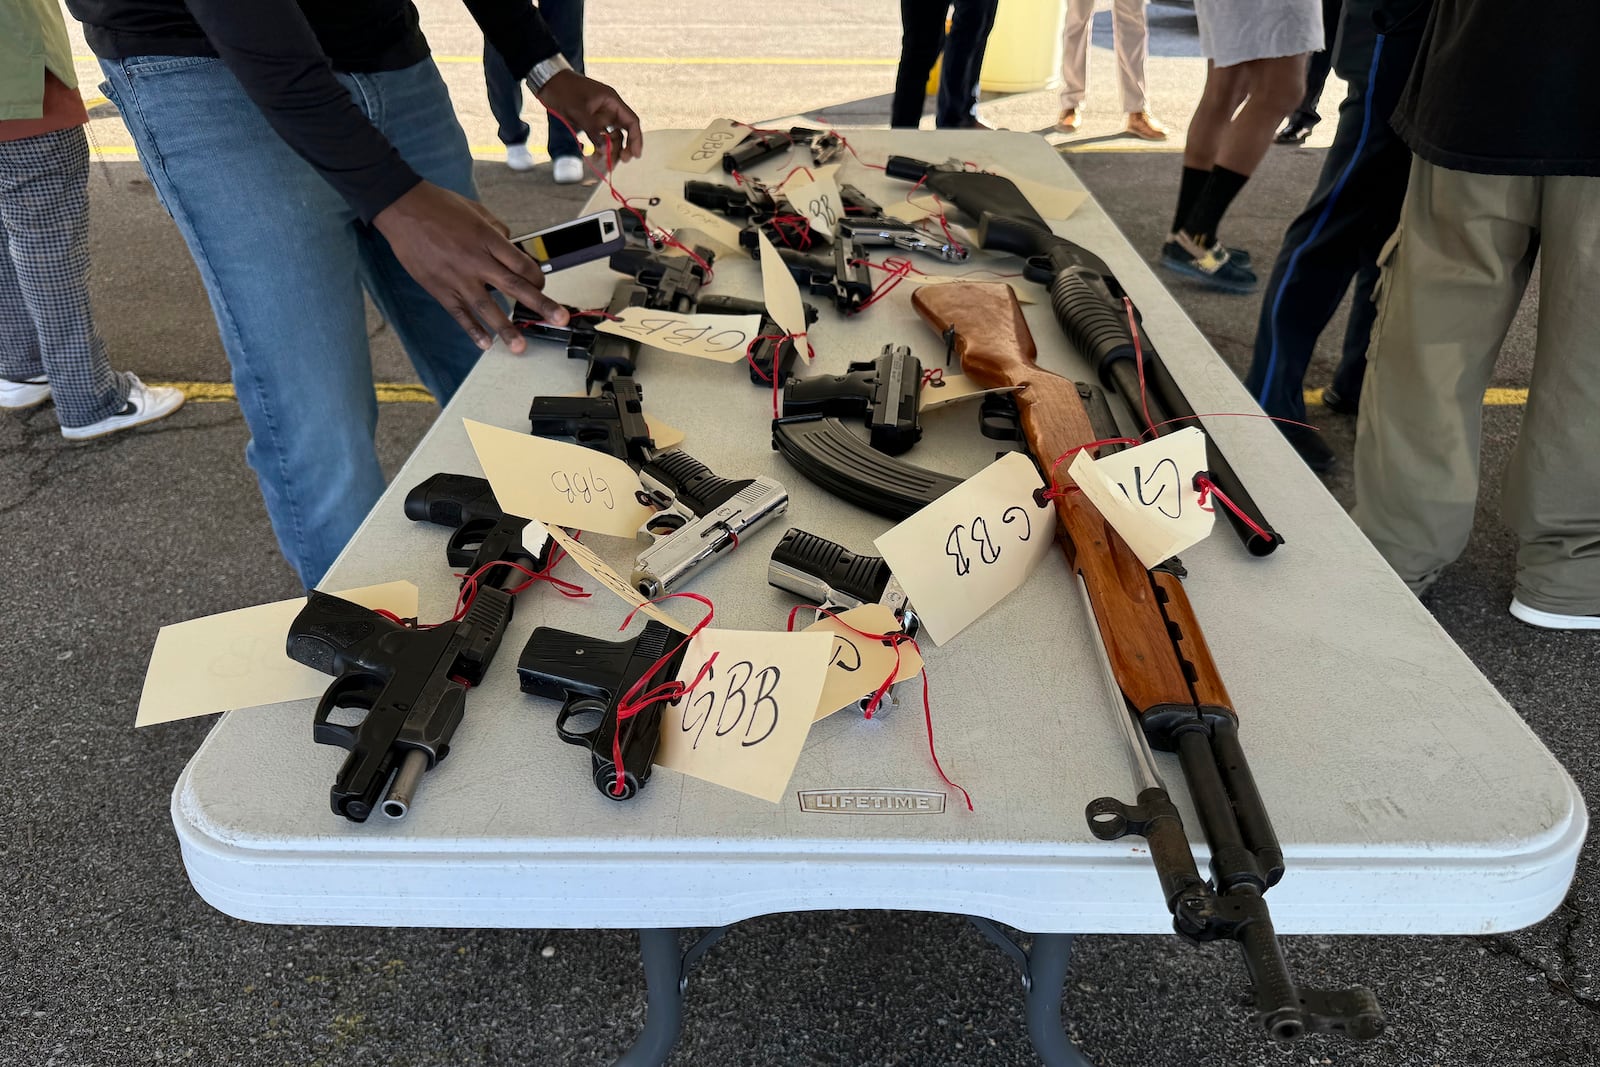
[310, 673, 384, 751]
[555, 699, 606, 747]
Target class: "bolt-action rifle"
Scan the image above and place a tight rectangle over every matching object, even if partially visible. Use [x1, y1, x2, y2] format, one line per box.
[910, 281, 1382, 1043]
[883, 156, 1281, 555]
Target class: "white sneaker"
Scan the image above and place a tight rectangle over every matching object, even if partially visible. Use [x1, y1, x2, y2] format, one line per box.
[1509, 598, 1600, 631]
[60, 374, 185, 440]
[0, 375, 51, 410]
[506, 143, 536, 172]
[552, 155, 585, 184]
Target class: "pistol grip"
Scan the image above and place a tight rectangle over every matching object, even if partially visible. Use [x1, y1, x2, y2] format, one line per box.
[404, 473, 495, 526]
[287, 591, 396, 676]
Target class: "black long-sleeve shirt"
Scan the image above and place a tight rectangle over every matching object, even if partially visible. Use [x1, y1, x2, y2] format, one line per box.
[1391, 0, 1600, 176]
[68, 1, 561, 219]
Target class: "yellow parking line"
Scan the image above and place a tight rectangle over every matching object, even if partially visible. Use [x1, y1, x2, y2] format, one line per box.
[77, 53, 897, 67]
[152, 381, 1529, 408]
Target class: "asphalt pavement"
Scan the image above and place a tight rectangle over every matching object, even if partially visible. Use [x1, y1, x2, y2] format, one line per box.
[3, 3, 1595, 1066]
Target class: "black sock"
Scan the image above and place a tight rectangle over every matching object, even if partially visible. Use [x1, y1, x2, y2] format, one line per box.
[1171, 166, 1210, 235]
[1182, 165, 1249, 246]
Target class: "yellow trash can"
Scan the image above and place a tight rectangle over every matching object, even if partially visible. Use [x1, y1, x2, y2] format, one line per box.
[980, 0, 1067, 93]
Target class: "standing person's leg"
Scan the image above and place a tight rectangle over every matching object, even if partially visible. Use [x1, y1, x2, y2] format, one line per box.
[1114, 0, 1165, 139]
[892, 0, 947, 128]
[1353, 161, 1539, 594]
[350, 60, 495, 406]
[1161, 62, 1254, 289]
[1163, 54, 1306, 292]
[539, 0, 588, 182]
[484, 44, 534, 171]
[1279, 0, 1342, 143]
[1501, 175, 1600, 626]
[936, 0, 1000, 128]
[100, 55, 391, 586]
[1244, 25, 1405, 435]
[1056, 0, 1095, 131]
[0, 126, 182, 434]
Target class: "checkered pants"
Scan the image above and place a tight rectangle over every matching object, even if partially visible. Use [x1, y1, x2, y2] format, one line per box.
[0, 125, 128, 427]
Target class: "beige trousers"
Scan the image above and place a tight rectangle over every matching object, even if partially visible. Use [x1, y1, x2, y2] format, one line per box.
[1059, 0, 1149, 113]
[1354, 157, 1600, 614]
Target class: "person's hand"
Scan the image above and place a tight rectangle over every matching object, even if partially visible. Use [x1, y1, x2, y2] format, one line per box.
[373, 181, 569, 353]
[534, 70, 644, 168]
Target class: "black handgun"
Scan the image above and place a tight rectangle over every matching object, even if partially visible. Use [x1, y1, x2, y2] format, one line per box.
[287, 577, 518, 822]
[404, 472, 553, 585]
[770, 239, 873, 314]
[527, 376, 656, 466]
[723, 129, 793, 173]
[518, 619, 688, 800]
[781, 343, 922, 455]
[768, 527, 918, 637]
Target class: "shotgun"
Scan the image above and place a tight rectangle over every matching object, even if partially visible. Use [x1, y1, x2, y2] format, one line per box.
[911, 281, 1382, 1042]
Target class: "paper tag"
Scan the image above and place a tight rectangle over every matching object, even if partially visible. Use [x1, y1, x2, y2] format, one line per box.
[135, 582, 419, 727]
[536, 524, 690, 633]
[991, 166, 1089, 221]
[646, 192, 748, 254]
[645, 415, 684, 449]
[653, 628, 834, 802]
[756, 231, 809, 339]
[1066, 427, 1213, 569]
[885, 199, 935, 223]
[803, 604, 924, 721]
[783, 165, 843, 241]
[874, 453, 1056, 646]
[464, 419, 654, 539]
[595, 308, 764, 364]
[669, 118, 746, 174]
[919, 374, 1019, 411]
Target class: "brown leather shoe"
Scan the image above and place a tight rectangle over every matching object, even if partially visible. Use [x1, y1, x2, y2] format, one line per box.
[1054, 108, 1081, 133]
[1125, 111, 1168, 141]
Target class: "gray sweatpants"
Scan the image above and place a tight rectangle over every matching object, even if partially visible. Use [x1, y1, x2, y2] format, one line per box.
[0, 125, 129, 427]
[1354, 157, 1600, 615]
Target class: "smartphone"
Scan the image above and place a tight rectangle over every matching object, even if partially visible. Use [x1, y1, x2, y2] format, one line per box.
[512, 209, 626, 274]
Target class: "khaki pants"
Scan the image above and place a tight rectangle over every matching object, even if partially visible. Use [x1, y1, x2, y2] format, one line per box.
[1354, 157, 1600, 615]
[1059, 0, 1148, 113]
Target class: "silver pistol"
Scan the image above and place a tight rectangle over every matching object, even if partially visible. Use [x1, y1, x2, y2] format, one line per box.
[631, 450, 789, 598]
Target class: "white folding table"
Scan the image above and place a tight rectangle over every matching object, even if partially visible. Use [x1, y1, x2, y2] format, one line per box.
[169, 131, 1585, 1066]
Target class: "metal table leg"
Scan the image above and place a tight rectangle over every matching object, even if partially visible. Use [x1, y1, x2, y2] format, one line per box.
[968, 918, 1096, 1067]
[614, 926, 733, 1067]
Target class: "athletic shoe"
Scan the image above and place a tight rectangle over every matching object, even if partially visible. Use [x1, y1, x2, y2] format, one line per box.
[552, 155, 585, 184]
[0, 375, 51, 410]
[1159, 235, 1258, 294]
[1164, 232, 1249, 268]
[60, 374, 184, 440]
[506, 143, 536, 172]
[1509, 599, 1600, 631]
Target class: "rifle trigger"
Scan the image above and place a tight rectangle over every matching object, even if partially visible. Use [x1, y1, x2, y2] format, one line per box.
[941, 325, 956, 368]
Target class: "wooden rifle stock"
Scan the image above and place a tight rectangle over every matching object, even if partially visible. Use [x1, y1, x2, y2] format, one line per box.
[911, 282, 1215, 722]
[906, 272, 1382, 1046]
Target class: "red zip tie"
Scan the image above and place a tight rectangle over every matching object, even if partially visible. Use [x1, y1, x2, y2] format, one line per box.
[1040, 437, 1143, 501]
[1124, 297, 1157, 433]
[784, 604, 973, 810]
[542, 106, 715, 281]
[608, 592, 718, 798]
[1194, 474, 1273, 542]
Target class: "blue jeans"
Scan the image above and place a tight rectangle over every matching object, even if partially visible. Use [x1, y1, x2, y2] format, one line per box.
[484, 0, 586, 159]
[99, 55, 483, 586]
